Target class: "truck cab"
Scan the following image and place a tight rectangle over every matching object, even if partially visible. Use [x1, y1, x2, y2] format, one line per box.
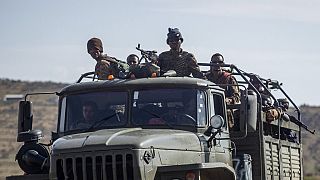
[12, 76, 243, 180]
[52, 77, 236, 180]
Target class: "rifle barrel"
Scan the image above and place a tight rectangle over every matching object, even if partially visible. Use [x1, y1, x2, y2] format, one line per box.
[287, 114, 315, 134]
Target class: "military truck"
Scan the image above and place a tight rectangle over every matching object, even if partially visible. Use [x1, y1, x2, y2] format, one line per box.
[7, 64, 312, 180]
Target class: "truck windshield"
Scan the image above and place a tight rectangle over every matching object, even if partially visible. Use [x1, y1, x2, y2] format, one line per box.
[62, 91, 127, 132]
[132, 89, 206, 127]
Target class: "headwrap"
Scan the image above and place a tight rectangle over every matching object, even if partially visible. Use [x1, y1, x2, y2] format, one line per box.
[87, 37, 103, 53]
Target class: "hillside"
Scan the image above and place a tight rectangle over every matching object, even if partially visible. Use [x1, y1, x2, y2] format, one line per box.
[300, 106, 320, 175]
[0, 79, 68, 179]
[0, 78, 319, 179]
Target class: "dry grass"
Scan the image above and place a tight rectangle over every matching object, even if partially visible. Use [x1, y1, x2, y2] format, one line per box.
[0, 79, 66, 179]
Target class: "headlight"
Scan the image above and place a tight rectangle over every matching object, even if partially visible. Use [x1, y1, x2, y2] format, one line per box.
[210, 115, 225, 129]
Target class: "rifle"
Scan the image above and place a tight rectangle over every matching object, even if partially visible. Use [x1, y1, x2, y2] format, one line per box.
[136, 44, 158, 64]
[99, 54, 126, 65]
[282, 113, 315, 134]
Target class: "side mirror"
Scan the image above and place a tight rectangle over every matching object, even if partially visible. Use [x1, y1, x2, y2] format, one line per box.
[240, 90, 258, 132]
[16, 102, 49, 174]
[18, 101, 33, 134]
[235, 90, 258, 133]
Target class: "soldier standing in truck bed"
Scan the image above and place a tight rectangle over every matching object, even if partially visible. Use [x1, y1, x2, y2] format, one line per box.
[157, 28, 204, 78]
[87, 37, 128, 80]
[206, 53, 240, 128]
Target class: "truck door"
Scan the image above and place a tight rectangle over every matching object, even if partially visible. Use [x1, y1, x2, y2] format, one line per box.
[209, 91, 231, 155]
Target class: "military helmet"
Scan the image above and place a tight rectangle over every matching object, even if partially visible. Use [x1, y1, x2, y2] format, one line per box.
[278, 98, 289, 110]
[210, 53, 224, 64]
[166, 28, 183, 44]
[278, 98, 289, 104]
[87, 37, 103, 53]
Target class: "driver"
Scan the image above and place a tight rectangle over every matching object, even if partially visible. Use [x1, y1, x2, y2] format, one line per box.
[71, 101, 98, 129]
[83, 101, 98, 122]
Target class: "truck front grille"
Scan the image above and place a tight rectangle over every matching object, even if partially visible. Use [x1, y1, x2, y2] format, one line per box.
[55, 153, 134, 180]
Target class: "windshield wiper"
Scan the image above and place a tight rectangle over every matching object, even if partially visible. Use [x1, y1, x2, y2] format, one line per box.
[86, 113, 118, 132]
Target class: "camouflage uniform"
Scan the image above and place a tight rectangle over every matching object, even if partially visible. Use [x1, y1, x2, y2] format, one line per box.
[95, 55, 128, 80]
[206, 71, 240, 104]
[128, 63, 160, 78]
[158, 49, 203, 78]
[206, 71, 240, 129]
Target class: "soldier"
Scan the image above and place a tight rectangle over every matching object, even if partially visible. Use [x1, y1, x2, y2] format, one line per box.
[87, 37, 128, 80]
[71, 101, 98, 130]
[206, 53, 240, 128]
[126, 54, 139, 78]
[249, 76, 272, 107]
[278, 98, 289, 112]
[126, 54, 139, 66]
[206, 53, 240, 104]
[82, 101, 98, 123]
[127, 53, 160, 79]
[157, 28, 204, 78]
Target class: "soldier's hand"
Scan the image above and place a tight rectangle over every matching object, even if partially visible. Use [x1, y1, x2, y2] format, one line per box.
[226, 98, 233, 105]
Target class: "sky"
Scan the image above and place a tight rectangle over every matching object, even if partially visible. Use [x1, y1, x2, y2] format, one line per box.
[0, 0, 320, 106]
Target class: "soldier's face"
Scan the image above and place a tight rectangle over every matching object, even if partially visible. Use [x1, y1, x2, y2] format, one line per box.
[210, 61, 222, 71]
[168, 39, 181, 51]
[83, 105, 96, 121]
[210, 56, 223, 71]
[88, 47, 102, 60]
[127, 57, 138, 66]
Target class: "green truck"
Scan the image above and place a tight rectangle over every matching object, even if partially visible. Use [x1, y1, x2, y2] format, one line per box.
[7, 64, 312, 180]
